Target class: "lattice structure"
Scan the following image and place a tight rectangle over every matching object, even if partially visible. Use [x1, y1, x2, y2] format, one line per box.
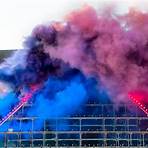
[0, 102, 147, 147]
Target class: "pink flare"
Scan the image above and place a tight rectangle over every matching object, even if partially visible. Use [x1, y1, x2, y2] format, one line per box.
[128, 90, 148, 116]
[0, 85, 39, 126]
[0, 93, 32, 126]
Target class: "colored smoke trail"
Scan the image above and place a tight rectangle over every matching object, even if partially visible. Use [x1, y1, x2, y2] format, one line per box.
[0, 5, 147, 131]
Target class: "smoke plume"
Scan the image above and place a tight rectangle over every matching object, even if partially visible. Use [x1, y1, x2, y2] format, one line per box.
[0, 5, 147, 131]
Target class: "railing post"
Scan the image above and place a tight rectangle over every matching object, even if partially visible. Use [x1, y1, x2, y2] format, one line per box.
[80, 118, 82, 147]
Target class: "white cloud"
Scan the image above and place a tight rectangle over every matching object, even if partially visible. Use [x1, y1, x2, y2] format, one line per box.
[0, 0, 148, 50]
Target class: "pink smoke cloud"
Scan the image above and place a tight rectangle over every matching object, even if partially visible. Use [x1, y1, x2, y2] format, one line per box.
[31, 6, 148, 105]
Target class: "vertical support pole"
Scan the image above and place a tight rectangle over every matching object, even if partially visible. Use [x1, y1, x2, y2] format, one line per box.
[55, 118, 58, 147]
[80, 118, 82, 147]
[43, 119, 45, 147]
[31, 118, 34, 148]
[4, 132, 7, 148]
[142, 133, 144, 147]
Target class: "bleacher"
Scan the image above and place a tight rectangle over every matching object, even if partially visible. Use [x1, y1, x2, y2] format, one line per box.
[0, 101, 147, 147]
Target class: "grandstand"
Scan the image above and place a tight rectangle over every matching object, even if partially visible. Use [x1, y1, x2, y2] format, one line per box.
[0, 50, 147, 147]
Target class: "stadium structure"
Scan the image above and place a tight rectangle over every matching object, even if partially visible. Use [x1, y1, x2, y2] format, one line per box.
[0, 51, 147, 148]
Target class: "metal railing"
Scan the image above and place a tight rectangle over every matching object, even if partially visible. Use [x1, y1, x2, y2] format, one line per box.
[0, 103, 147, 147]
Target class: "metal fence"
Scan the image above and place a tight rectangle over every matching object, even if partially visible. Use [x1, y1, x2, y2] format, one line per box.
[0, 102, 148, 147]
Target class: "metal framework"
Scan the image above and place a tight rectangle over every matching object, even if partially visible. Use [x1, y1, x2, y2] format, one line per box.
[0, 102, 148, 147]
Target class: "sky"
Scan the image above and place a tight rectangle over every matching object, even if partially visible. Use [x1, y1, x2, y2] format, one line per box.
[0, 0, 148, 50]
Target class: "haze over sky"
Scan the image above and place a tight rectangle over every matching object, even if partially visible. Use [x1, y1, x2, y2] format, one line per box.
[0, 0, 148, 50]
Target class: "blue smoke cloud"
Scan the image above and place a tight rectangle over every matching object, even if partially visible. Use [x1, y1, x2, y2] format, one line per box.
[0, 66, 109, 133]
[0, 92, 18, 117]
[29, 75, 87, 117]
[0, 68, 97, 132]
[25, 72, 87, 131]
